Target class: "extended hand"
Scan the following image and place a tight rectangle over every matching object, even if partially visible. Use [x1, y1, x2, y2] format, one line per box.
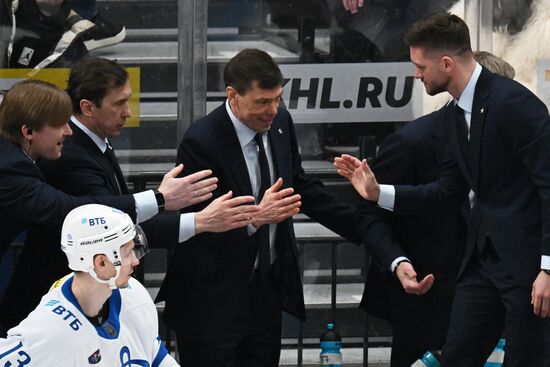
[158, 164, 218, 211]
[342, 0, 364, 14]
[531, 271, 550, 318]
[251, 178, 301, 228]
[195, 191, 259, 233]
[334, 154, 380, 201]
[395, 261, 434, 295]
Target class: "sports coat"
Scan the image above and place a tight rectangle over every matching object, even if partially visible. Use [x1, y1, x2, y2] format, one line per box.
[157, 103, 362, 341]
[394, 68, 550, 287]
[0, 136, 135, 258]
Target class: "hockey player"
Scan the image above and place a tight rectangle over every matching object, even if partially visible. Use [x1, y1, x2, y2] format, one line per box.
[0, 204, 179, 366]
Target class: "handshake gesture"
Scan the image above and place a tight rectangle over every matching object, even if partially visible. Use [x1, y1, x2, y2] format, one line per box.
[333, 154, 381, 202]
[334, 154, 435, 296]
[162, 165, 302, 234]
[194, 178, 301, 234]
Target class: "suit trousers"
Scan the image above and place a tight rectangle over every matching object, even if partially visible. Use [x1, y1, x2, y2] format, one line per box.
[176, 265, 282, 367]
[441, 242, 549, 367]
[390, 340, 430, 367]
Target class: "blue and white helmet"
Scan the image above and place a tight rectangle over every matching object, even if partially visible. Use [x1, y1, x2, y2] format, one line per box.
[61, 204, 147, 288]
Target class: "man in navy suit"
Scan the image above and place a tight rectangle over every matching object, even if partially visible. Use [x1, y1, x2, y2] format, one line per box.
[336, 13, 550, 366]
[356, 52, 515, 367]
[0, 57, 258, 332]
[156, 48, 432, 367]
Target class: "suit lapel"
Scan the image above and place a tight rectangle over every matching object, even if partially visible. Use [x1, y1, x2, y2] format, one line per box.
[468, 68, 491, 192]
[69, 121, 123, 195]
[215, 105, 254, 196]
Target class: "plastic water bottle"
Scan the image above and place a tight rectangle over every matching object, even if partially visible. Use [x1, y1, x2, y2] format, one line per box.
[484, 339, 505, 366]
[320, 323, 343, 366]
[411, 350, 441, 367]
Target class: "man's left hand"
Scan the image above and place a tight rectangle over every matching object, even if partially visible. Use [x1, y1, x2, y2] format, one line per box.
[531, 271, 550, 318]
[395, 261, 434, 295]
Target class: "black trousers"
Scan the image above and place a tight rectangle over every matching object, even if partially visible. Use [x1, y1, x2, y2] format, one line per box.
[176, 269, 282, 367]
[390, 340, 432, 367]
[441, 242, 549, 367]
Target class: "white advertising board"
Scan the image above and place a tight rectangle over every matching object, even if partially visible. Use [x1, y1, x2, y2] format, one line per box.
[278, 62, 424, 123]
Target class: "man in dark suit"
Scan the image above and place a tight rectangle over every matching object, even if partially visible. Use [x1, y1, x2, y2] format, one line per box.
[355, 52, 515, 367]
[336, 13, 550, 366]
[156, 48, 424, 367]
[0, 57, 258, 333]
[0, 78, 211, 260]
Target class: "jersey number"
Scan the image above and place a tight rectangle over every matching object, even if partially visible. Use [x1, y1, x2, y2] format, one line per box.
[1, 342, 31, 367]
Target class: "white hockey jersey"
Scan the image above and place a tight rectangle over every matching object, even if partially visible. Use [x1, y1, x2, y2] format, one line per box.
[0, 275, 178, 366]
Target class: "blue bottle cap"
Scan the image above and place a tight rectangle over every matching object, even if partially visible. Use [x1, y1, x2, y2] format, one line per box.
[327, 323, 334, 330]
[422, 351, 440, 367]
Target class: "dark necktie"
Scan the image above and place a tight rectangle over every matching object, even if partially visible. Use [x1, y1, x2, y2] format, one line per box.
[455, 104, 470, 166]
[104, 141, 128, 195]
[455, 106, 486, 252]
[254, 133, 271, 280]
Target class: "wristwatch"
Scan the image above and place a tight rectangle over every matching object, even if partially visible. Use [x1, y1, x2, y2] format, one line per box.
[153, 189, 165, 212]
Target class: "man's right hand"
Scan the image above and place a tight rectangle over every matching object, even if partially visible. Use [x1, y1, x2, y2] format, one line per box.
[195, 191, 259, 234]
[395, 261, 434, 295]
[342, 0, 364, 14]
[158, 164, 218, 211]
[334, 154, 380, 201]
[251, 178, 301, 229]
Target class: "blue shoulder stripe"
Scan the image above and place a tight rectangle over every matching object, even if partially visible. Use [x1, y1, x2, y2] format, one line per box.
[152, 337, 169, 367]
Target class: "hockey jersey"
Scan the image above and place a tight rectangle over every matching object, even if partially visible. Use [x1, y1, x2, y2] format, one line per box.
[0, 275, 178, 366]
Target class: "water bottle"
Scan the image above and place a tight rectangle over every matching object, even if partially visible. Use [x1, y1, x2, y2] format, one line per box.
[320, 323, 343, 366]
[484, 339, 505, 366]
[411, 350, 441, 367]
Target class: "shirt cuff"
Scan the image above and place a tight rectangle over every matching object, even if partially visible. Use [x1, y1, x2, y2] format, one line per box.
[247, 224, 258, 236]
[390, 256, 410, 273]
[377, 184, 395, 211]
[179, 212, 196, 243]
[541, 255, 550, 270]
[133, 190, 159, 223]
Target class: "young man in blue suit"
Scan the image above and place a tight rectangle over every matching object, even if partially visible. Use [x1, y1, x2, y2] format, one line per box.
[336, 13, 550, 367]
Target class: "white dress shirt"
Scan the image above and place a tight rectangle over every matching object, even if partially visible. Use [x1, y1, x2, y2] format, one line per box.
[225, 101, 277, 264]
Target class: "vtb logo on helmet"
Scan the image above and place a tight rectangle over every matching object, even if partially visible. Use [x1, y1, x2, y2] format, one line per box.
[61, 204, 148, 289]
[81, 217, 107, 226]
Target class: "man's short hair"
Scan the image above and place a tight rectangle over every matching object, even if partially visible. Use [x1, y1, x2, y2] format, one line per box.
[67, 57, 129, 114]
[0, 79, 72, 144]
[223, 48, 284, 94]
[404, 13, 472, 56]
[473, 51, 516, 79]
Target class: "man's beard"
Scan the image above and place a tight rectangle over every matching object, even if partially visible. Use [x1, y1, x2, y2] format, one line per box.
[424, 79, 447, 96]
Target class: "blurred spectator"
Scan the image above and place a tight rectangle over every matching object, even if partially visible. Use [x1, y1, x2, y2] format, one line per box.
[331, 0, 455, 62]
[70, 0, 126, 50]
[7, 0, 124, 68]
